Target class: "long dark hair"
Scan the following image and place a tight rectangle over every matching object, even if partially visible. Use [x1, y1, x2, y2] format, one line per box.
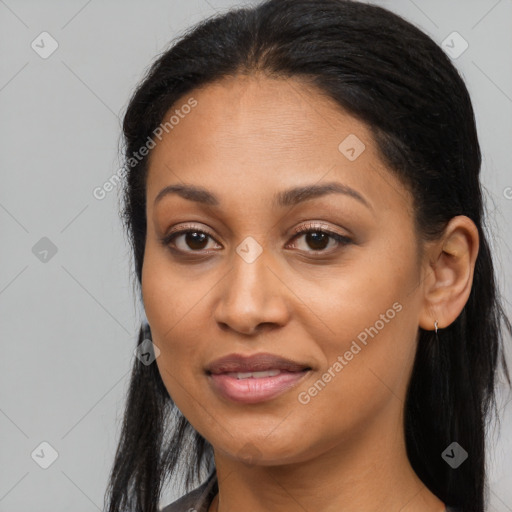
[104, 1, 511, 511]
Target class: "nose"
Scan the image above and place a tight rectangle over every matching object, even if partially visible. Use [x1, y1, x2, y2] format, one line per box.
[213, 245, 291, 336]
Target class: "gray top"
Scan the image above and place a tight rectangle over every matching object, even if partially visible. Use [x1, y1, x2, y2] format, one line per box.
[160, 469, 460, 512]
[161, 468, 218, 512]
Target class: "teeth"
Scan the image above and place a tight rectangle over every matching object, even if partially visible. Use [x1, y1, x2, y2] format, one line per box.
[228, 369, 282, 379]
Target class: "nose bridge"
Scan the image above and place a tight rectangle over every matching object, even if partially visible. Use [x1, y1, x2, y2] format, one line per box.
[213, 237, 288, 334]
[227, 238, 271, 306]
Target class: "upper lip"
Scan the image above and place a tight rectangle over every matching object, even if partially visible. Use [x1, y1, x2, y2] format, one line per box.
[205, 352, 312, 374]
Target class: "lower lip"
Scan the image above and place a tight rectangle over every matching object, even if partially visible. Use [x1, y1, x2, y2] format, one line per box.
[207, 370, 310, 404]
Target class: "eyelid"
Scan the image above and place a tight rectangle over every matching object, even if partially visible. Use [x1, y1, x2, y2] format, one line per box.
[161, 220, 353, 254]
[163, 221, 348, 241]
[289, 220, 349, 238]
[165, 222, 217, 239]
[160, 223, 221, 252]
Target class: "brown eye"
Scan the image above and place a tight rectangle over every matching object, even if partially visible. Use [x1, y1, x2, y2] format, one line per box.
[181, 231, 209, 250]
[161, 223, 352, 258]
[288, 224, 352, 254]
[162, 228, 221, 254]
[303, 231, 331, 251]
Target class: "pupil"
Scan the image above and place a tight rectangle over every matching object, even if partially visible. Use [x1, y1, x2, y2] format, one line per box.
[186, 232, 208, 250]
[307, 232, 328, 250]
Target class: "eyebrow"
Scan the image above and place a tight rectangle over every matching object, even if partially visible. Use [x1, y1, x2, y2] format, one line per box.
[154, 182, 372, 210]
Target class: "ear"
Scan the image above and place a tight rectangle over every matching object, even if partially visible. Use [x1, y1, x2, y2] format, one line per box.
[418, 215, 479, 331]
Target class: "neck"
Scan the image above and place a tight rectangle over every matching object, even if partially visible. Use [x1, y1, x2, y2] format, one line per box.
[210, 406, 445, 512]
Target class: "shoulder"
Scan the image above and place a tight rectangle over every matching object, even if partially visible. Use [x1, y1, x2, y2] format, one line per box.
[160, 469, 218, 512]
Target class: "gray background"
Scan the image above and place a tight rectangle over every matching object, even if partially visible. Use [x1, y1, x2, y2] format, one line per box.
[1, 0, 511, 510]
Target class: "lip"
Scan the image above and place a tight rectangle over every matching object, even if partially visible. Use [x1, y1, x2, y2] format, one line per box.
[205, 352, 312, 374]
[205, 352, 312, 404]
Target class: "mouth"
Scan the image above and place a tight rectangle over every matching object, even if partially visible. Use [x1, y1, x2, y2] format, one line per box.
[221, 369, 299, 379]
[205, 352, 312, 374]
[205, 353, 312, 404]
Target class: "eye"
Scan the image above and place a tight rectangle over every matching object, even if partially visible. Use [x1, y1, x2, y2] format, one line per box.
[161, 225, 221, 255]
[287, 222, 352, 254]
[161, 221, 352, 257]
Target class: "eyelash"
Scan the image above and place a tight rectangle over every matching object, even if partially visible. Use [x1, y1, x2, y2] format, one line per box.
[160, 222, 352, 257]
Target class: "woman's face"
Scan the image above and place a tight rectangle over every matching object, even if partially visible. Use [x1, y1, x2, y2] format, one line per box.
[142, 74, 428, 466]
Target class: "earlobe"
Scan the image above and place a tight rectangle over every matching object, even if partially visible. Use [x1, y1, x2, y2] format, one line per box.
[418, 215, 479, 331]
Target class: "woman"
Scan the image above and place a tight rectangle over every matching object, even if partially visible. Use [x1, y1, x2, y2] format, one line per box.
[104, 1, 511, 511]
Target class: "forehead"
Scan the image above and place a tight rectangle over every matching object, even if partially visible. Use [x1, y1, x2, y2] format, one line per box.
[145, 73, 413, 216]
[149, 73, 372, 165]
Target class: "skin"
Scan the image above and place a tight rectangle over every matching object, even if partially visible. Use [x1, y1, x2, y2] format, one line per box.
[141, 73, 479, 512]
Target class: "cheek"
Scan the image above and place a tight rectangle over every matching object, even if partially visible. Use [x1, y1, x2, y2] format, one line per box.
[141, 250, 193, 394]
[293, 300, 417, 449]
[298, 242, 419, 409]
[141, 243, 215, 393]
[141, 241, 203, 340]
